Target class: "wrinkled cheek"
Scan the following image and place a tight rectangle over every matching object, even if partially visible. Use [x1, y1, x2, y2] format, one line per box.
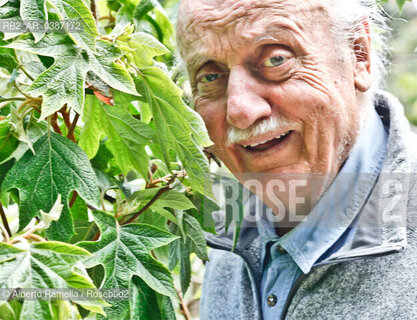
[197, 104, 227, 147]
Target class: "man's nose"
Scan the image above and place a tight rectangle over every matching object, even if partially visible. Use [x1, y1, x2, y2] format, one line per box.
[226, 67, 272, 129]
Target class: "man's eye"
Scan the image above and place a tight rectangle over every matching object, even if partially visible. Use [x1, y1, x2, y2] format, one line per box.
[200, 74, 221, 83]
[264, 56, 286, 67]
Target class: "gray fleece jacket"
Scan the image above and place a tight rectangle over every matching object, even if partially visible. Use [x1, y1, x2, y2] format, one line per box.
[200, 91, 417, 320]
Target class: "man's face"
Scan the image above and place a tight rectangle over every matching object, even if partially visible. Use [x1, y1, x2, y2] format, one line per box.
[179, 0, 371, 191]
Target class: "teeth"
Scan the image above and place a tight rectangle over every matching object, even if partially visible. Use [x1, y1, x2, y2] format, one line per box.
[242, 131, 290, 148]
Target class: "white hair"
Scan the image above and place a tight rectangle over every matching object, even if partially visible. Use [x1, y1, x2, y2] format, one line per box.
[329, 0, 391, 97]
[227, 115, 297, 145]
[176, 0, 391, 100]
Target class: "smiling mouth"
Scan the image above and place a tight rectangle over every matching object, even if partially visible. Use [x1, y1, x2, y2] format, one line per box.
[241, 130, 293, 152]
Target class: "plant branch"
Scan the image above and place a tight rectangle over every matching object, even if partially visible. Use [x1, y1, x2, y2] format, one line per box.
[122, 173, 178, 225]
[146, 171, 186, 189]
[91, 173, 179, 241]
[87, 204, 99, 211]
[69, 191, 78, 208]
[0, 223, 10, 243]
[60, 105, 71, 130]
[51, 113, 63, 135]
[176, 288, 191, 320]
[0, 201, 12, 238]
[67, 113, 79, 142]
[90, 0, 98, 22]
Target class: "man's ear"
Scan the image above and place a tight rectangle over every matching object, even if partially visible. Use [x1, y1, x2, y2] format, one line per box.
[353, 19, 372, 92]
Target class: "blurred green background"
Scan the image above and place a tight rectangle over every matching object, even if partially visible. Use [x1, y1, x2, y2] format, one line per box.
[385, 1, 417, 125]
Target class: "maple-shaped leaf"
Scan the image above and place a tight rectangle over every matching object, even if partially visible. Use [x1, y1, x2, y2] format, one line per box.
[79, 93, 154, 179]
[78, 211, 178, 320]
[2, 132, 100, 241]
[6, 33, 138, 119]
[0, 241, 108, 319]
[135, 67, 212, 195]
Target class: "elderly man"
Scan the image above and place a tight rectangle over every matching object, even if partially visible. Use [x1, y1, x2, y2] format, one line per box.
[177, 0, 417, 319]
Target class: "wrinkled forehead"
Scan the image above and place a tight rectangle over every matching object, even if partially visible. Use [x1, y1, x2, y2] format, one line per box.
[177, 0, 331, 58]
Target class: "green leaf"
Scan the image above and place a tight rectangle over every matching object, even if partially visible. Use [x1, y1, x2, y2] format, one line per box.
[127, 32, 169, 67]
[135, 66, 212, 195]
[70, 219, 99, 243]
[190, 192, 218, 234]
[0, 158, 14, 195]
[79, 94, 154, 178]
[396, 0, 406, 9]
[130, 276, 164, 320]
[47, 0, 99, 51]
[78, 211, 179, 320]
[90, 140, 114, 171]
[130, 275, 176, 320]
[20, 0, 47, 42]
[0, 0, 22, 40]
[157, 294, 176, 320]
[8, 112, 47, 161]
[2, 132, 100, 241]
[6, 33, 138, 118]
[0, 241, 107, 318]
[0, 300, 21, 320]
[0, 116, 19, 163]
[129, 188, 196, 224]
[0, 53, 18, 73]
[183, 213, 208, 260]
[168, 224, 191, 294]
[133, 0, 159, 21]
[15, 50, 47, 79]
[70, 194, 88, 220]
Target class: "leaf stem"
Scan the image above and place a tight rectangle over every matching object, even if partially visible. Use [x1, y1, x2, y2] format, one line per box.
[0, 200, 12, 238]
[0, 97, 26, 103]
[17, 99, 33, 113]
[13, 82, 41, 102]
[60, 105, 71, 130]
[17, 65, 34, 81]
[26, 234, 46, 242]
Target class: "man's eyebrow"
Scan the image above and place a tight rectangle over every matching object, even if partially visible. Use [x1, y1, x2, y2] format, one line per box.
[187, 55, 213, 77]
[186, 20, 306, 75]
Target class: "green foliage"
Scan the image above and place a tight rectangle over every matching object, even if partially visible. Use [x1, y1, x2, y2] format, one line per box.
[2, 132, 100, 241]
[0, 241, 108, 318]
[6, 33, 137, 118]
[78, 211, 178, 319]
[0, 0, 215, 318]
[379, 0, 412, 10]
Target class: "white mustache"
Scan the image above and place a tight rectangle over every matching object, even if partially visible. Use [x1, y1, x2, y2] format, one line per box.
[226, 116, 296, 146]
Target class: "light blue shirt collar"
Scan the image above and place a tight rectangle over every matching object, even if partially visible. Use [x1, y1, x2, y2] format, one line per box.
[257, 106, 388, 273]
